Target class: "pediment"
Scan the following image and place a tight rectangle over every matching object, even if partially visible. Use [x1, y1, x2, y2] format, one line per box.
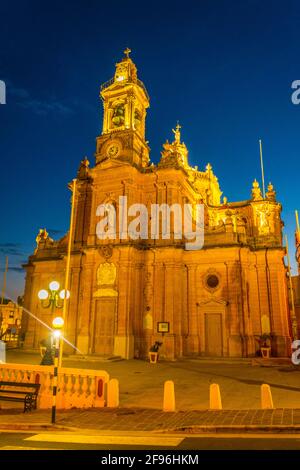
[197, 297, 228, 307]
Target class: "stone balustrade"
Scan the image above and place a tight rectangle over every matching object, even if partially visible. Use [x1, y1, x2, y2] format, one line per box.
[0, 363, 109, 409]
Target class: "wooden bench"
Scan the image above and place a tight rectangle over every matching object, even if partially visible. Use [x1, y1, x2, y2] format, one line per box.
[0, 381, 40, 412]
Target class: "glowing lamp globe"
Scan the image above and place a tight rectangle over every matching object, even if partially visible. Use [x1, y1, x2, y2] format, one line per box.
[59, 289, 70, 300]
[49, 281, 60, 292]
[38, 289, 49, 300]
[52, 316, 64, 330]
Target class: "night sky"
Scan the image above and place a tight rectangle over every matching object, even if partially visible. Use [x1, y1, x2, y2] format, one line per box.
[1, 0, 300, 298]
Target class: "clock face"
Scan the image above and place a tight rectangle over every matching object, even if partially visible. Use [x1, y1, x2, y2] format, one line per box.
[106, 144, 120, 158]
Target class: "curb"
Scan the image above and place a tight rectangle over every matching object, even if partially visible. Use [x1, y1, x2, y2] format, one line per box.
[2, 422, 300, 434]
[0, 423, 75, 432]
[168, 425, 300, 434]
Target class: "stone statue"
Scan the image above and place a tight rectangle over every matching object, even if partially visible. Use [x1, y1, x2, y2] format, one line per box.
[252, 179, 263, 201]
[266, 182, 276, 202]
[77, 156, 90, 179]
[172, 122, 181, 144]
[256, 205, 271, 235]
[36, 228, 49, 245]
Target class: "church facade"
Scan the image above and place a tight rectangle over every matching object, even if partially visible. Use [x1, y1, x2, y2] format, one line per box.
[22, 51, 292, 359]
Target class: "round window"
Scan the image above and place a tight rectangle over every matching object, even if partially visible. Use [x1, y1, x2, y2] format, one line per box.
[206, 274, 219, 289]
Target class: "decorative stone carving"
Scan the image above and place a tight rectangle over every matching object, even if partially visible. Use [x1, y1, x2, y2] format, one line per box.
[159, 123, 189, 169]
[97, 262, 116, 286]
[36, 228, 49, 245]
[120, 132, 133, 149]
[94, 262, 118, 297]
[252, 179, 263, 201]
[208, 209, 218, 227]
[96, 135, 110, 156]
[255, 204, 271, 235]
[35, 228, 54, 252]
[224, 210, 234, 231]
[142, 271, 153, 330]
[143, 271, 153, 309]
[100, 245, 113, 260]
[94, 288, 118, 297]
[77, 156, 90, 179]
[266, 182, 276, 202]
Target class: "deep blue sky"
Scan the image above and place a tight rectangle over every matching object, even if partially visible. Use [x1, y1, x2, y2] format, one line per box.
[1, 0, 300, 297]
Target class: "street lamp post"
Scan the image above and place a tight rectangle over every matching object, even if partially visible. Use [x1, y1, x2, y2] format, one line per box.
[51, 316, 64, 424]
[38, 281, 70, 366]
[38, 281, 70, 314]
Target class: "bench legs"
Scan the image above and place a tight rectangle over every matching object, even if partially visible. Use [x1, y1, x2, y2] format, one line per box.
[24, 394, 34, 413]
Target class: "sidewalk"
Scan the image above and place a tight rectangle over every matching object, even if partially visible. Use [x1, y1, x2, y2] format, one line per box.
[1, 408, 300, 434]
[6, 351, 300, 410]
[3, 351, 300, 434]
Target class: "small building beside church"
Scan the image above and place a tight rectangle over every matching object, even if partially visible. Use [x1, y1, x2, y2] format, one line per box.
[22, 51, 292, 359]
[0, 300, 22, 341]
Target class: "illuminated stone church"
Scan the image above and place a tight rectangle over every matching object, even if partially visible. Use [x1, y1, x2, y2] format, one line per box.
[22, 50, 292, 359]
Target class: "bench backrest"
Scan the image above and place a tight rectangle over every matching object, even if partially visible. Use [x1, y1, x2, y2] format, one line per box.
[0, 381, 40, 394]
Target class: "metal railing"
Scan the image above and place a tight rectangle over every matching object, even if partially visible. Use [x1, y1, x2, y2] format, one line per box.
[101, 77, 114, 91]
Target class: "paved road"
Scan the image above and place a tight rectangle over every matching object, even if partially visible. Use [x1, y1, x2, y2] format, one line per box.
[2, 431, 300, 450]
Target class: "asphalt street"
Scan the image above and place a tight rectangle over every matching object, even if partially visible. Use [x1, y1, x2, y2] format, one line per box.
[1, 431, 300, 450]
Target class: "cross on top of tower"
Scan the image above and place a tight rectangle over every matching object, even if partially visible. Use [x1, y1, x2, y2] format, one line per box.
[124, 47, 131, 58]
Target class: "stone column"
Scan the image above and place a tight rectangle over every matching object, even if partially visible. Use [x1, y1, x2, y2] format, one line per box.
[132, 262, 144, 357]
[114, 253, 134, 359]
[103, 102, 108, 133]
[77, 259, 94, 355]
[87, 187, 99, 247]
[173, 262, 183, 357]
[227, 260, 243, 356]
[186, 264, 199, 355]
[163, 262, 176, 360]
[267, 250, 291, 356]
[22, 266, 34, 347]
[152, 261, 164, 353]
[141, 252, 154, 357]
[246, 260, 262, 355]
[24, 272, 41, 350]
[181, 265, 189, 355]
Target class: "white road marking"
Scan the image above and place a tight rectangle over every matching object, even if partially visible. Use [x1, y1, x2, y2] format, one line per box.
[25, 433, 184, 446]
[0, 446, 60, 450]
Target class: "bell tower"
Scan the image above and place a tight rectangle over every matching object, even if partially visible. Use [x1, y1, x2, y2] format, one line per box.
[95, 49, 150, 168]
